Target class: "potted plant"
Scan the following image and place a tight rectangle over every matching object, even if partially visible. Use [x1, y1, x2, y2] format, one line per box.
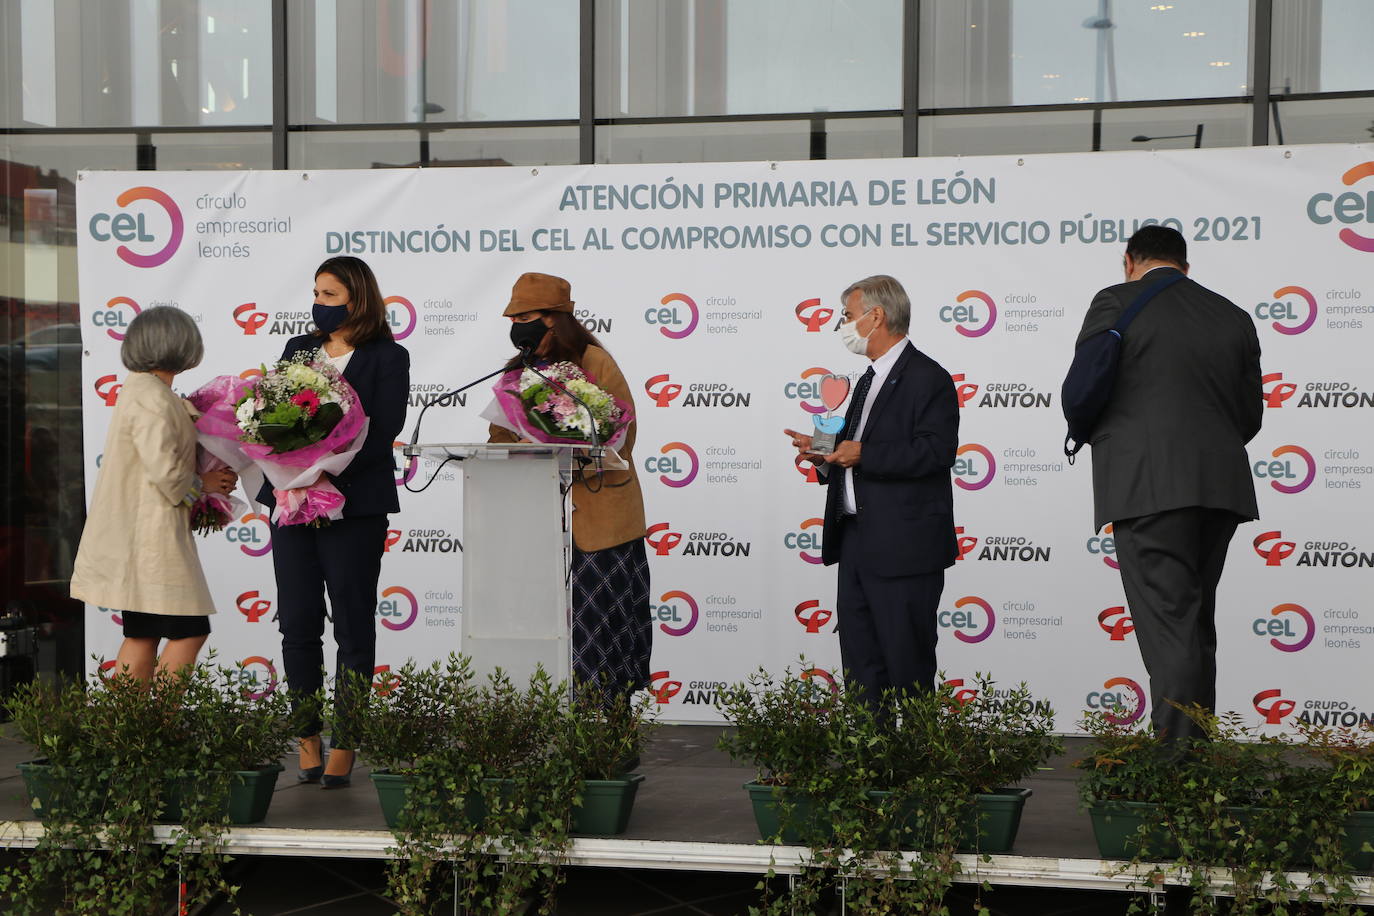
[849, 683, 967, 852]
[715, 665, 854, 846]
[1075, 710, 1183, 860]
[353, 655, 587, 912]
[852, 677, 1058, 854]
[355, 655, 475, 828]
[378, 663, 578, 915]
[159, 663, 296, 825]
[946, 677, 1062, 853]
[7, 676, 108, 822]
[1292, 720, 1374, 873]
[1, 666, 257, 914]
[561, 681, 656, 836]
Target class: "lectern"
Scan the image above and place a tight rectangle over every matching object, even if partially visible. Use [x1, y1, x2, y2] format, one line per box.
[406, 443, 615, 686]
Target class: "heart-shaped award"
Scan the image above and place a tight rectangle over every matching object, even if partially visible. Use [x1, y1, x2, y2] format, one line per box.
[813, 415, 845, 435]
[808, 374, 852, 454]
[819, 375, 851, 413]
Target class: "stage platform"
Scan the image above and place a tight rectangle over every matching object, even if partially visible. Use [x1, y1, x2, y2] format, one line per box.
[0, 725, 1369, 904]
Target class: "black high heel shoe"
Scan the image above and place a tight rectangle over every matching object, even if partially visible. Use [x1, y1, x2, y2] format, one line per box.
[321, 748, 355, 789]
[298, 735, 325, 784]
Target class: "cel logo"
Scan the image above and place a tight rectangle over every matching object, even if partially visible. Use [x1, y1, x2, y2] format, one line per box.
[1254, 286, 1316, 336]
[647, 293, 699, 339]
[654, 590, 699, 636]
[940, 290, 996, 337]
[93, 296, 141, 341]
[377, 585, 419, 631]
[953, 444, 996, 491]
[1305, 161, 1374, 252]
[939, 596, 995, 644]
[1253, 603, 1314, 652]
[645, 442, 698, 487]
[384, 296, 417, 340]
[88, 186, 184, 268]
[1252, 445, 1315, 494]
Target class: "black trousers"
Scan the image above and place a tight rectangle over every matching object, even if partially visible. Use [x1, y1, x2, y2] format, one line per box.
[836, 516, 945, 704]
[1112, 507, 1240, 745]
[271, 514, 388, 749]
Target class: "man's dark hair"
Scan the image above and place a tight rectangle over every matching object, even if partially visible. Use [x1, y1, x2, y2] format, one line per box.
[1125, 225, 1188, 269]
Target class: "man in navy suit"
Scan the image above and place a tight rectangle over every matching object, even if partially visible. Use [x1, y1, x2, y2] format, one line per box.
[786, 275, 959, 704]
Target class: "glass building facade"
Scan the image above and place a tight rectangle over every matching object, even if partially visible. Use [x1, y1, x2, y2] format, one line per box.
[2, 0, 1372, 679]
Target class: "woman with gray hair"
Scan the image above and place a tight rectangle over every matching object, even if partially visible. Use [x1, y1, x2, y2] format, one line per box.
[71, 306, 237, 679]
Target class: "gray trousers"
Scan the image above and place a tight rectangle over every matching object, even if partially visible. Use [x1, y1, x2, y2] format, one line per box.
[1112, 507, 1241, 745]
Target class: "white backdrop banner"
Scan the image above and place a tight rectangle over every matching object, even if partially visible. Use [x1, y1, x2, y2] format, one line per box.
[76, 144, 1374, 730]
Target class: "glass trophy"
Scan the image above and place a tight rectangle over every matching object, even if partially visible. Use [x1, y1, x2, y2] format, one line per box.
[809, 374, 852, 455]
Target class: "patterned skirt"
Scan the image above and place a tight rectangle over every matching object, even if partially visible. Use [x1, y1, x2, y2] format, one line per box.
[570, 538, 652, 696]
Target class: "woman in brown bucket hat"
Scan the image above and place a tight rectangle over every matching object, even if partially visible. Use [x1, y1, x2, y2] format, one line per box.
[489, 272, 651, 710]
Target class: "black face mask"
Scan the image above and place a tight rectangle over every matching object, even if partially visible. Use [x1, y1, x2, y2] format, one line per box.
[313, 303, 348, 335]
[509, 320, 549, 354]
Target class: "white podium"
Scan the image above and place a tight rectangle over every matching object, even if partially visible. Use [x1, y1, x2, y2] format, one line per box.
[407, 443, 614, 686]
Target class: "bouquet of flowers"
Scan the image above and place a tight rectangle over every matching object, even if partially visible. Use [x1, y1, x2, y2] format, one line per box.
[233, 355, 352, 453]
[189, 447, 246, 535]
[490, 361, 631, 449]
[189, 352, 370, 526]
[177, 397, 246, 536]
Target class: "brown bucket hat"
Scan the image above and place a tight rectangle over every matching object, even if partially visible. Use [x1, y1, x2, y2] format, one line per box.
[503, 272, 575, 316]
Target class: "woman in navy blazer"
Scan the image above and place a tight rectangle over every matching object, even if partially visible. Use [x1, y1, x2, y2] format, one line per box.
[259, 256, 409, 788]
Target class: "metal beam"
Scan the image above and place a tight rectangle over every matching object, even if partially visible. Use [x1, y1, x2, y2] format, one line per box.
[0, 822, 1368, 902]
[902, 0, 919, 157]
[271, 0, 288, 169]
[1251, 0, 1274, 146]
[579, 0, 595, 164]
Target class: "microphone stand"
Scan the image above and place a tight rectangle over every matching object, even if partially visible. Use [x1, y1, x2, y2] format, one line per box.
[403, 362, 512, 458]
[520, 353, 606, 483]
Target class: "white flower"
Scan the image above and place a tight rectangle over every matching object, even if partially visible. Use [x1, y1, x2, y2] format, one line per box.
[235, 399, 256, 426]
[284, 363, 326, 389]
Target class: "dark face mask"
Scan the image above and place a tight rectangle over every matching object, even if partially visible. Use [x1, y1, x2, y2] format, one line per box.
[313, 303, 348, 335]
[509, 319, 549, 354]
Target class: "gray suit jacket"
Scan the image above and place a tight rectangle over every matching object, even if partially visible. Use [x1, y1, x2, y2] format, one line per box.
[1076, 267, 1263, 531]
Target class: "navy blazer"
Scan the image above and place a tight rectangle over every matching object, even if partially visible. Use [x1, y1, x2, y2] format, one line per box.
[257, 335, 410, 518]
[820, 341, 959, 577]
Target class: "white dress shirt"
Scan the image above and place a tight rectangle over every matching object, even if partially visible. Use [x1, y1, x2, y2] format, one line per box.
[842, 337, 909, 515]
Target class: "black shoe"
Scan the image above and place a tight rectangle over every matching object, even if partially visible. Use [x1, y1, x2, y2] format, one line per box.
[321, 749, 355, 789]
[298, 736, 325, 783]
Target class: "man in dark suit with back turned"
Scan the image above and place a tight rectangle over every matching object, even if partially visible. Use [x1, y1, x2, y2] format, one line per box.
[785, 275, 959, 705]
[1076, 226, 1262, 744]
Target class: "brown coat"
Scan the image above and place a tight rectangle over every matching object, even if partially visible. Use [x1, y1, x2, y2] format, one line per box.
[489, 346, 647, 552]
[71, 372, 216, 616]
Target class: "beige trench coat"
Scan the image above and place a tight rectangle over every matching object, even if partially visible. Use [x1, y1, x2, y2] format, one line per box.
[70, 371, 216, 616]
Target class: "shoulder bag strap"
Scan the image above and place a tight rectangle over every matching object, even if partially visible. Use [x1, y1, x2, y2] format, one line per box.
[1111, 271, 1185, 337]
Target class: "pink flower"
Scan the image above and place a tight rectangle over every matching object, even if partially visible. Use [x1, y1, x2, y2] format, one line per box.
[291, 389, 321, 416]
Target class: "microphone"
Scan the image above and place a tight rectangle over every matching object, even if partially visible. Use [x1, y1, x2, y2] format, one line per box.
[520, 353, 604, 468]
[404, 360, 514, 458]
